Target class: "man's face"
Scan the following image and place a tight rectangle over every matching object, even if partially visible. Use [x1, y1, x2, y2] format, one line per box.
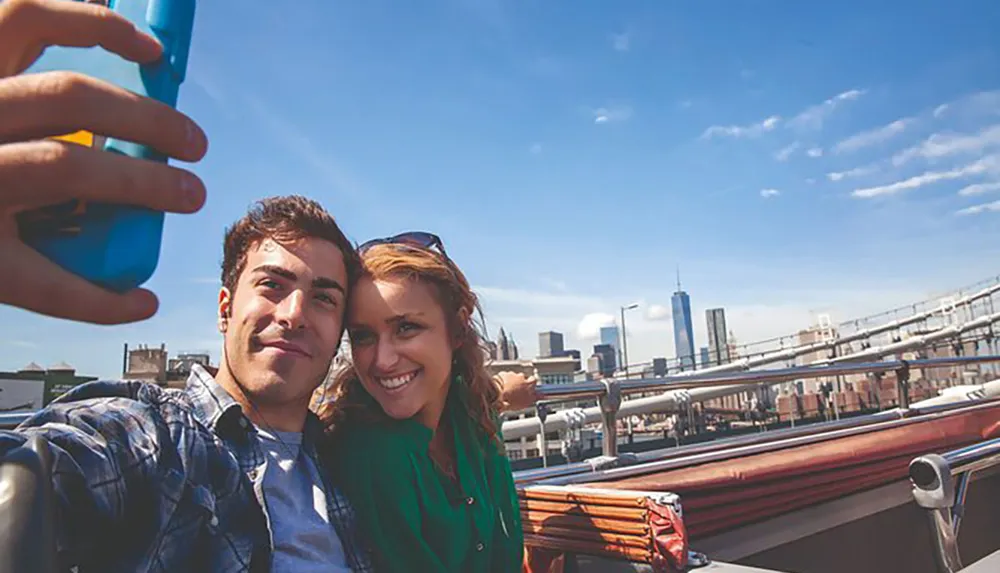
[218, 237, 348, 410]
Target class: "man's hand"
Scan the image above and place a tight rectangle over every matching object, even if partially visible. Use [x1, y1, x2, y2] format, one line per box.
[0, 0, 208, 324]
[496, 371, 540, 412]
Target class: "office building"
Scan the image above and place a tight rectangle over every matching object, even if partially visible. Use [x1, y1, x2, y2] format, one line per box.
[706, 308, 730, 366]
[538, 331, 565, 358]
[593, 343, 616, 376]
[672, 272, 695, 371]
[599, 325, 620, 365]
[700, 346, 711, 369]
[497, 328, 519, 360]
[652, 357, 667, 377]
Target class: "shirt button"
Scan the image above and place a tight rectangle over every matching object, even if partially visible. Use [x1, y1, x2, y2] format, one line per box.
[465, 497, 475, 506]
[209, 515, 219, 527]
[475, 542, 484, 552]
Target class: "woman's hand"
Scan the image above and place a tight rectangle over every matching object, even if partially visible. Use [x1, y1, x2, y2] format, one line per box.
[495, 371, 540, 412]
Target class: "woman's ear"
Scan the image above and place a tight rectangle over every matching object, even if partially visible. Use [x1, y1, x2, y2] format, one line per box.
[452, 307, 471, 350]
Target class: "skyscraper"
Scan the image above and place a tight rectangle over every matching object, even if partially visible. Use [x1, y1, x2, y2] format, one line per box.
[599, 325, 620, 367]
[700, 346, 711, 369]
[496, 328, 519, 360]
[538, 331, 565, 358]
[593, 343, 616, 376]
[672, 271, 695, 371]
[706, 308, 730, 366]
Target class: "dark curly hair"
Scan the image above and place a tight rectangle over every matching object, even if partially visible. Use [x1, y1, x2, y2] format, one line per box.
[221, 195, 361, 296]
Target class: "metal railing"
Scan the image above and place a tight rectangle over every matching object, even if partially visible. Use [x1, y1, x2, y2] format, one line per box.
[503, 355, 1000, 451]
[910, 435, 1000, 572]
[523, 398, 1000, 486]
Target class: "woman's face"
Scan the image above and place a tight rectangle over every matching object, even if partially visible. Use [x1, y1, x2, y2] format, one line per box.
[347, 276, 456, 429]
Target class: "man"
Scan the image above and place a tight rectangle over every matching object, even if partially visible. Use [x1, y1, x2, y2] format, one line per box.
[0, 1, 372, 570]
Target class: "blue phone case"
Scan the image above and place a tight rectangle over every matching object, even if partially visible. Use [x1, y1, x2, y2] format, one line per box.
[18, 0, 197, 292]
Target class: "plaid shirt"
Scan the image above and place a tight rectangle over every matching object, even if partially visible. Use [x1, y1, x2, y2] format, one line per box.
[0, 364, 373, 573]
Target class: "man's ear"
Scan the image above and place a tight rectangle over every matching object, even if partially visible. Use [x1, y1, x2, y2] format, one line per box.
[218, 287, 232, 333]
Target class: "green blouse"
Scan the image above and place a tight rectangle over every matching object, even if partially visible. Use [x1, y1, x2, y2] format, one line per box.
[328, 388, 524, 573]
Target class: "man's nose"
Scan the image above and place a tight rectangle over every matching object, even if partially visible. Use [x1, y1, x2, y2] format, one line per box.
[275, 290, 306, 330]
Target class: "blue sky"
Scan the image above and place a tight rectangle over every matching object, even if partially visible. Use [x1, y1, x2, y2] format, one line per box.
[4, 0, 1000, 378]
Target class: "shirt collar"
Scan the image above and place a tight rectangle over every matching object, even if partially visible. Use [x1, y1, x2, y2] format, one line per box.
[185, 363, 326, 445]
[185, 363, 253, 440]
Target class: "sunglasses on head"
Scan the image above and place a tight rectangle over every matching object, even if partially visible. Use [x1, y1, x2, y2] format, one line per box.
[358, 231, 448, 258]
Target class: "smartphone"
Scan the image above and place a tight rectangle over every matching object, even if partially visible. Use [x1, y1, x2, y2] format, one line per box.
[16, 0, 197, 292]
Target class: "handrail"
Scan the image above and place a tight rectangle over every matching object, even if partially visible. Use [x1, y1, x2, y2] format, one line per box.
[535, 356, 997, 403]
[909, 433, 1000, 572]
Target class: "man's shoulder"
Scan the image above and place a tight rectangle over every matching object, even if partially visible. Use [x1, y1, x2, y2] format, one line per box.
[24, 378, 200, 433]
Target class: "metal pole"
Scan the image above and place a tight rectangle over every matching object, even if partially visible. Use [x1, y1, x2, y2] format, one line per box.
[536, 404, 550, 468]
[598, 379, 622, 457]
[621, 306, 630, 379]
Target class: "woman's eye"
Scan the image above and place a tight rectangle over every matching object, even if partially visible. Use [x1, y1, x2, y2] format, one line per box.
[398, 322, 421, 334]
[350, 330, 374, 345]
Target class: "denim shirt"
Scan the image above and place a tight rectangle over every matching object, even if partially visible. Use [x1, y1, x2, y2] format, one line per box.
[0, 364, 373, 573]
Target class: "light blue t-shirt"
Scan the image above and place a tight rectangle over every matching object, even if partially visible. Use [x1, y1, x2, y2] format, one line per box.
[256, 426, 351, 573]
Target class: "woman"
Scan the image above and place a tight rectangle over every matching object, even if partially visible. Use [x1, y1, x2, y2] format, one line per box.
[318, 232, 529, 572]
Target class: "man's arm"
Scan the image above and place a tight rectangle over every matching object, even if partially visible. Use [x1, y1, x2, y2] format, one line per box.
[0, 0, 208, 325]
[0, 393, 166, 568]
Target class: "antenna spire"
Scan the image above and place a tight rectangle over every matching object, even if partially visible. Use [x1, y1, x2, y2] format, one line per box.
[676, 266, 682, 291]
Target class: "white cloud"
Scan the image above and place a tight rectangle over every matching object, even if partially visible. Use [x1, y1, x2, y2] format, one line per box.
[788, 89, 866, 130]
[576, 313, 616, 340]
[645, 304, 671, 321]
[701, 115, 781, 139]
[806, 147, 823, 158]
[760, 188, 780, 198]
[852, 154, 1000, 199]
[834, 118, 912, 154]
[611, 32, 630, 52]
[827, 164, 879, 181]
[774, 142, 800, 161]
[893, 124, 1000, 167]
[592, 105, 633, 124]
[957, 199, 1000, 216]
[529, 142, 543, 155]
[958, 181, 1000, 197]
[940, 90, 1000, 119]
[2, 340, 38, 349]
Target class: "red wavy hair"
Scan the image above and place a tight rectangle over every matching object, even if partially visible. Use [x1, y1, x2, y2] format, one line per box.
[317, 243, 501, 445]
